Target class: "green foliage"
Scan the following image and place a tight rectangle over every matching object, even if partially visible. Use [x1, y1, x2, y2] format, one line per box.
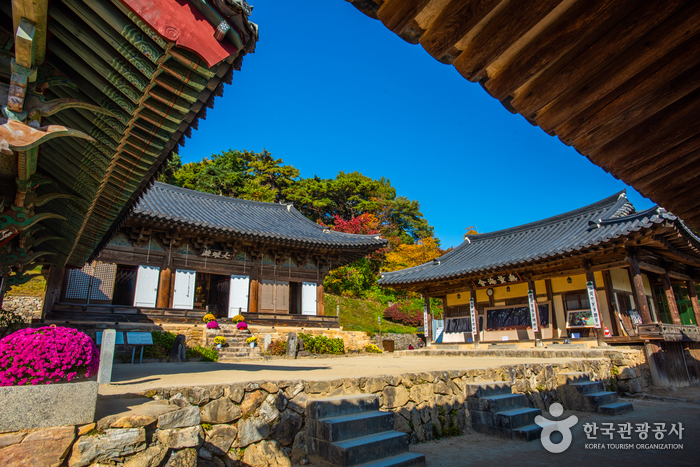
[298, 333, 344, 355]
[0, 308, 25, 328]
[364, 344, 382, 353]
[201, 423, 212, 431]
[266, 340, 287, 356]
[143, 331, 177, 359]
[186, 345, 219, 362]
[324, 294, 418, 335]
[6, 267, 46, 297]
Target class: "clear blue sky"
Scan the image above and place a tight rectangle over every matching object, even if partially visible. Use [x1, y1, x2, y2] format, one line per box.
[180, 0, 654, 248]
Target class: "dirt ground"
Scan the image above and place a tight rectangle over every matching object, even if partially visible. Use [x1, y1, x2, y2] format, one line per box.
[411, 391, 700, 467]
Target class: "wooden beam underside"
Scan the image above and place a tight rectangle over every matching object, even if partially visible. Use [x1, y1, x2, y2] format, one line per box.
[353, 0, 700, 229]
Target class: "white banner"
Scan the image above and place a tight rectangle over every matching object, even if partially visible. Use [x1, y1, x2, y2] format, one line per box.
[469, 298, 477, 337]
[423, 304, 429, 340]
[587, 281, 602, 329]
[528, 290, 539, 333]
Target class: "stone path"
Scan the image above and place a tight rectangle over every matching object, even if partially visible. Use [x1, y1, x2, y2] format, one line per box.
[101, 354, 589, 396]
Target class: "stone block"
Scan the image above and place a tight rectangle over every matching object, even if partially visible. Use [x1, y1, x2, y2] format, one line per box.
[383, 386, 409, 409]
[156, 426, 204, 449]
[69, 428, 146, 466]
[204, 424, 237, 456]
[200, 398, 242, 424]
[0, 381, 98, 432]
[158, 406, 201, 429]
[617, 367, 636, 380]
[0, 426, 74, 467]
[165, 447, 197, 467]
[238, 416, 271, 447]
[97, 329, 116, 385]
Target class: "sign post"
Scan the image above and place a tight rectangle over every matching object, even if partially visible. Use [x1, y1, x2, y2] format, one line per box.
[586, 281, 602, 329]
[528, 290, 539, 333]
[469, 297, 477, 345]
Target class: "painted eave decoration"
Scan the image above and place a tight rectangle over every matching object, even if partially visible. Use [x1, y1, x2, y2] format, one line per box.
[346, 0, 700, 231]
[0, 0, 258, 283]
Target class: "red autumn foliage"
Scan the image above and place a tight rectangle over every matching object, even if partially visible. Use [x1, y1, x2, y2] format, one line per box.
[328, 213, 380, 235]
[383, 302, 424, 326]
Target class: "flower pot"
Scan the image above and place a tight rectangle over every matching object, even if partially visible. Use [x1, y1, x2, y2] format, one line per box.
[249, 342, 255, 348]
[216, 343, 222, 349]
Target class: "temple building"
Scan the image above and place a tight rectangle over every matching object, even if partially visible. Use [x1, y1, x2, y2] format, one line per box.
[378, 192, 700, 345]
[43, 182, 387, 327]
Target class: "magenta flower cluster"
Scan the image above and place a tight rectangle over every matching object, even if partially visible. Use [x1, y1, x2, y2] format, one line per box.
[0, 326, 100, 386]
[236, 322, 247, 330]
[206, 320, 219, 329]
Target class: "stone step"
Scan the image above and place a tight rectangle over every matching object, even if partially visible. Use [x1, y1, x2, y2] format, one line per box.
[599, 402, 634, 415]
[467, 393, 528, 413]
[308, 394, 380, 420]
[494, 407, 541, 430]
[308, 411, 395, 443]
[512, 421, 555, 442]
[464, 381, 513, 398]
[318, 431, 410, 466]
[353, 452, 426, 467]
[556, 372, 590, 386]
[567, 381, 605, 395]
[218, 356, 266, 363]
[583, 392, 621, 411]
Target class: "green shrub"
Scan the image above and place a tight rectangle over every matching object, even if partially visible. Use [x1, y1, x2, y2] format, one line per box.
[298, 333, 344, 355]
[298, 333, 315, 352]
[186, 345, 219, 362]
[266, 340, 287, 356]
[143, 331, 177, 359]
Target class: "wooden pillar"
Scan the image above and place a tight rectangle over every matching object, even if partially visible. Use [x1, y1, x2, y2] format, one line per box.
[157, 266, 174, 309]
[527, 279, 543, 343]
[545, 279, 555, 330]
[602, 270, 621, 336]
[249, 263, 259, 314]
[661, 271, 682, 325]
[625, 249, 653, 324]
[40, 265, 64, 321]
[584, 268, 606, 346]
[316, 282, 324, 316]
[686, 280, 700, 325]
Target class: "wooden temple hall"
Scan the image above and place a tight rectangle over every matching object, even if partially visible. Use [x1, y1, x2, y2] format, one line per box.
[0, 1, 258, 308]
[44, 183, 387, 327]
[378, 192, 700, 346]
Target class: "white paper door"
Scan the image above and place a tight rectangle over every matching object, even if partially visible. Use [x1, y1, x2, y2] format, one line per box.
[228, 275, 250, 316]
[173, 269, 196, 310]
[301, 282, 317, 316]
[133, 265, 160, 307]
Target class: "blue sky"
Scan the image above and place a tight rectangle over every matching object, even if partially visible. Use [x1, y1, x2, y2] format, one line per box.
[180, 0, 655, 248]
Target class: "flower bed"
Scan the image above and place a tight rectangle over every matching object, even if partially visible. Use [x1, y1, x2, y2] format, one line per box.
[0, 326, 99, 386]
[0, 326, 100, 431]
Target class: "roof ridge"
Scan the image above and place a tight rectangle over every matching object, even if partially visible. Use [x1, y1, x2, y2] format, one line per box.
[146, 181, 291, 209]
[463, 190, 628, 241]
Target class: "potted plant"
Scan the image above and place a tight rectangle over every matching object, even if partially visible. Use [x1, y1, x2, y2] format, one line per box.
[214, 336, 226, 349]
[203, 313, 216, 324]
[233, 314, 245, 323]
[236, 321, 248, 331]
[246, 336, 257, 348]
[206, 320, 219, 329]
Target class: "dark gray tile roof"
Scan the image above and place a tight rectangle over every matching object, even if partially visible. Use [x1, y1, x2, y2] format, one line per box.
[131, 182, 387, 250]
[379, 191, 677, 287]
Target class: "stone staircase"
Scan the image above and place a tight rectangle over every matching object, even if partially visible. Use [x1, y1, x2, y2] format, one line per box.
[467, 381, 552, 442]
[207, 325, 265, 363]
[558, 372, 633, 415]
[306, 394, 425, 467]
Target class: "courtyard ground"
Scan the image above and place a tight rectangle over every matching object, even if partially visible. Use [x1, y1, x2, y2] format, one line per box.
[411, 394, 700, 467]
[100, 354, 588, 396]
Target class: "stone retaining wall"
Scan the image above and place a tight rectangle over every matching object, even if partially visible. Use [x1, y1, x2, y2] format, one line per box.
[0, 349, 648, 466]
[370, 333, 422, 350]
[2, 295, 42, 322]
[249, 327, 371, 352]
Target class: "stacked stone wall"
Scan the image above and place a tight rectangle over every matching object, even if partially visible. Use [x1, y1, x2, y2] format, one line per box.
[0, 351, 648, 466]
